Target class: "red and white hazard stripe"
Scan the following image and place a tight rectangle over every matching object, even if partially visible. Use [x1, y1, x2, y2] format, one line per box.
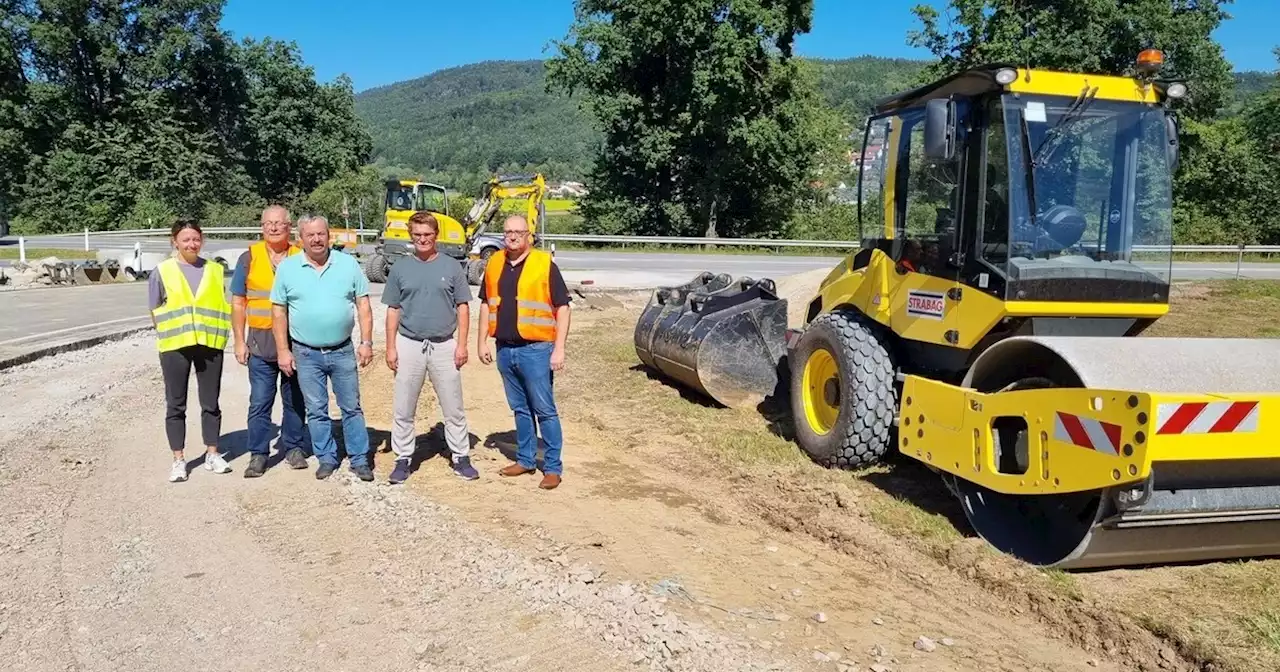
[1155, 401, 1260, 435]
[1054, 412, 1121, 456]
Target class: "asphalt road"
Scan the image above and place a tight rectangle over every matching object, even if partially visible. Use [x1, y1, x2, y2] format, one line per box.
[3, 234, 1280, 367]
[4, 234, 1280, 281]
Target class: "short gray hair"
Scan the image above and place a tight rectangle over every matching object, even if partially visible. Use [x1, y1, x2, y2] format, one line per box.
[298, 214, 329, 230]
[261, 205, 290, 223]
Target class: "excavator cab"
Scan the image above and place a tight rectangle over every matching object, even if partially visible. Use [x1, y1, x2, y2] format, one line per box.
[637, 57, 1280, 570]
[361, 179, 469, 283]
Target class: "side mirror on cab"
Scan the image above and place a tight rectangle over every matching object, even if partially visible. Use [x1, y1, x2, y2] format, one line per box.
[924, 98, 958, 161]
[1165, 113, 1180, 174]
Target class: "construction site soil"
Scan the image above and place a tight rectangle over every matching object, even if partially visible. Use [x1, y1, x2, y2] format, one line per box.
[1, 274, 1278, 672]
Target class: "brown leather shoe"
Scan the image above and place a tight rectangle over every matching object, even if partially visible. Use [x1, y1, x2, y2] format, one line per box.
[539, 473, 561, 490]
[499, 463, 536, 477]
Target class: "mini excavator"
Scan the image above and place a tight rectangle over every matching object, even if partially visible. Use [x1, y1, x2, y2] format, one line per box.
[634, 51, 1280, 570]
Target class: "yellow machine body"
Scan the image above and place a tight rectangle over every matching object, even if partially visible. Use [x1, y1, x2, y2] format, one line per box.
[382, 179, 467, 251]
[781, 63, 1280, 569]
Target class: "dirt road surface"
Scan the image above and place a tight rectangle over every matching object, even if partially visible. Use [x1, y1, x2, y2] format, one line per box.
[0, 282, 1187, 672]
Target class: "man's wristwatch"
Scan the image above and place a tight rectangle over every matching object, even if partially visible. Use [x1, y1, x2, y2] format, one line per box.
[359, 340, 373, 347]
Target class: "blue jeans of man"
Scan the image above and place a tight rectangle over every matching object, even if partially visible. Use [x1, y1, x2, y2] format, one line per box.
[247, 354, 309, 457]
[293, 341, 370, 468]
[496, 340, 563, 475]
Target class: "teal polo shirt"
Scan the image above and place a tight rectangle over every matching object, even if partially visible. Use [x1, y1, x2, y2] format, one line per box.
[270, 250, 369, 347]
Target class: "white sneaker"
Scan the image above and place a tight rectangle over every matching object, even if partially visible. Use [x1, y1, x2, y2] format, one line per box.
[169, 460, 188, 483]
[205, 452, 231, 474]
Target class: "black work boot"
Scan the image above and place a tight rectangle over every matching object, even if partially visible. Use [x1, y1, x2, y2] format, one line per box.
[284, 447, 308, 470]
[243, 454, 268, 478]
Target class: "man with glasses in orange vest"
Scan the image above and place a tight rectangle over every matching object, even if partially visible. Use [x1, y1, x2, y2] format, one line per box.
[476, 214, 572, 490]
[231, 205, 310, 478]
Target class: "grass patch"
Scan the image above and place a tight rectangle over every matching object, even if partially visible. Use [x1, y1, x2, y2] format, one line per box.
[1210, 279, 1280, 300]
[1243, 611, 1280, 654]
[1039, 569, 1084, 602]
[1149, 280, 1280, 338]
[707, 431, 805, 467]
[865, 493, 960, 544]
[0, 247, 96, 260]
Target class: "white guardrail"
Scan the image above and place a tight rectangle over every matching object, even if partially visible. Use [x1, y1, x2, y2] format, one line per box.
[8, 227, 1280, 257]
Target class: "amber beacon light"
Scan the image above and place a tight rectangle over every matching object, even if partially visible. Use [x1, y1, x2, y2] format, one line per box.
[1137, 48, 1164, 75]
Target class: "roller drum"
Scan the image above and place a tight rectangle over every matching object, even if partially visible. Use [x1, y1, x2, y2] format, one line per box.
[953, 335, 1280, 569]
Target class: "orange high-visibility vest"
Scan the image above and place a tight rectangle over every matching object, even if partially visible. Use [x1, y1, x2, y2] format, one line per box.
[245, 240, 300, 329]
[484, 248, 557, 342]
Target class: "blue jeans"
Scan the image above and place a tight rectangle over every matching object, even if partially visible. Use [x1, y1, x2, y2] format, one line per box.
[294, 341, 369, 468]
[247, 354, 309, 457]
[496, 341, 563, 475]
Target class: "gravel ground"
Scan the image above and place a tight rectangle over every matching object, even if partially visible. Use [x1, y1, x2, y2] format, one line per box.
[0, 303, 800, 672]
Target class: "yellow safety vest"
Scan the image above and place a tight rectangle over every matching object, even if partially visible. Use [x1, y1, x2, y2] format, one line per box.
[484, 248, 557, 342]
[245, 240, 300, 329]
[151, 257, 232, 353]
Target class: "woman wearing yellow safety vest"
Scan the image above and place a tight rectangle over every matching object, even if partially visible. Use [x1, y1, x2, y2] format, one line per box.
[147, 219, 234, 483]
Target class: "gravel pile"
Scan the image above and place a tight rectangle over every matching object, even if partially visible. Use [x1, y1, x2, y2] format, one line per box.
[336, 474, 800, 672]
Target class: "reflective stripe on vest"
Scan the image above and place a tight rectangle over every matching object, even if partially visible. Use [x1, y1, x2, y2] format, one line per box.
[245, 241, 300, 329]
[483, 248, 557, 342]
[152, 258, 232, 353]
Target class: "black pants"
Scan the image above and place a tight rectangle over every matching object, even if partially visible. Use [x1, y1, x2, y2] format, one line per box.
[159, 345, 224, 452]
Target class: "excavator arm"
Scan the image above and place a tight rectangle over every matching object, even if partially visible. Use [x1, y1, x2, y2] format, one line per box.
[463, 174, 548, 241]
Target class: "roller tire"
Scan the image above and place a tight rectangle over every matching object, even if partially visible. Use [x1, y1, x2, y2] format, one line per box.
[789, 308, 897, 469]
[466, 258, 485, 286]
[363, 252, 388, 284]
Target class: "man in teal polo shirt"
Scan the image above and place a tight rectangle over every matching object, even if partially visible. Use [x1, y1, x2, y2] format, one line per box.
[270, 215, 376, 482]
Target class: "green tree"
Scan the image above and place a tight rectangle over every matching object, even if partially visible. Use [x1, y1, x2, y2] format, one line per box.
[546, 0, 831, 238]
[2, 0, 373, 234]
[1239, 47, 1280, 243]
[235, 38, 373, 204]
[907, 0, 1235, 122]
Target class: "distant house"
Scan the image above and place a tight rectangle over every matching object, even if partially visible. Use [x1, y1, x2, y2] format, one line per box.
[548, 181, 589, 198]
[851, 144, 884, 168]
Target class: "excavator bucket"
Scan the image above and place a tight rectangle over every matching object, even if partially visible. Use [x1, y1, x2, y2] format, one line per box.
[633, 272, 788, 409]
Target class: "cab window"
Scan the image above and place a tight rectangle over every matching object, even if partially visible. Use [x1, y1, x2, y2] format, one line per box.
[893, 109, 961, 278]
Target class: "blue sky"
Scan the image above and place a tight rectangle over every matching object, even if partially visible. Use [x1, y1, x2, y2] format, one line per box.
[219, 0, 1279, 93]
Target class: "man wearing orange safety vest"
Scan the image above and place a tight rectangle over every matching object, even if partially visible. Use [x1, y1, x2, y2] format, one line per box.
[477, 214, 572, 490]
[230, 205, 310, 479]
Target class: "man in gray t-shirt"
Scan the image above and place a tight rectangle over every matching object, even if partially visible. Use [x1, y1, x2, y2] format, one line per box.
[383, 212, 477, 484]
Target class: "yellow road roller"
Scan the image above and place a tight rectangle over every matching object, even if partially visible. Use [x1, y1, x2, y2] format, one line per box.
[637, 55, 1280, 570]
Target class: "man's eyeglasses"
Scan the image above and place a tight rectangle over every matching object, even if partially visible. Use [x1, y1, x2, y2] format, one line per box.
[503, 230, 529, 237]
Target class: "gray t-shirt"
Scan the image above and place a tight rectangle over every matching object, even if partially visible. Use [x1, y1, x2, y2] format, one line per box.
[381, 253, 472, 341]
[148, 257, 209, 311]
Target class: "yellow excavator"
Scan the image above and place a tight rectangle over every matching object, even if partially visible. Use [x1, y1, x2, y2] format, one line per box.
[634, 51, 1280, 570]
[362, 179, 470, 282]
[362, 174, 548, 285]
[459, 173, 548, 284]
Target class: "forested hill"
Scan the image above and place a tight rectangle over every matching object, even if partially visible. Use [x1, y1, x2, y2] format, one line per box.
[353, 56, 929, 185]
[354, 57, 1272, 186]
